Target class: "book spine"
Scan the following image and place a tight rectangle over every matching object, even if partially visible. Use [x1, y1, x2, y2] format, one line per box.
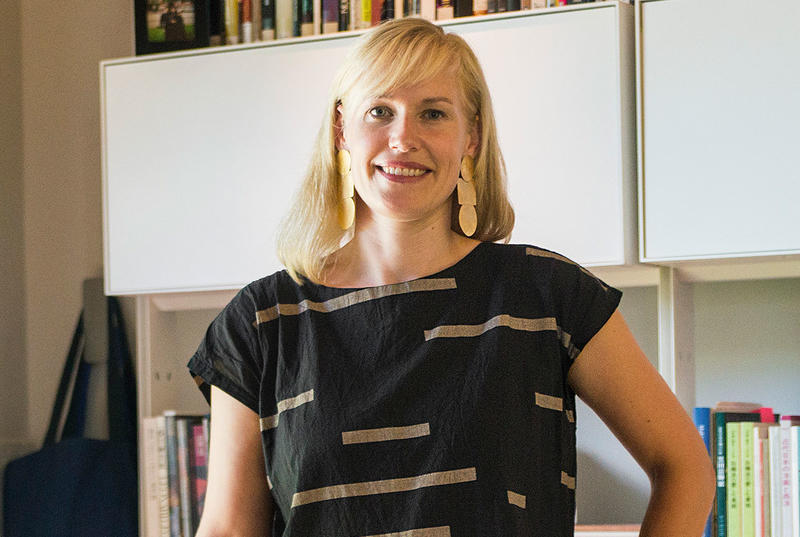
[394, 0, 403, 18]
[191, 422, 209, 524]
[792, 426, 799, 537]
[728, 421, 742, 537]
[165, 413, 181, 537]
[262, 0, 275, 39]
[435, 0, 453, 19]
[742, 422, 756, 537]
[314, 0, 322, 33]
[769, 426, 783, 537]
[225, 0, 240, 44]
[780, 422, 794, 537]
[694, 407, 713, 537]
[338, 0, 349, 30]
[275, 0, 293, 38]
[300, 0, 314, 35]
[142, 417, 162, 537]
[155, 417, 170, 537]
[419, 0, 435, 19]
[177, 418, 194, 537]
[472, 0, 487, 15]
[717, 412, 731, 537]
[321, 0, 338, 32]
[241, 0, 254, 42]
[753, 428, 763, 537]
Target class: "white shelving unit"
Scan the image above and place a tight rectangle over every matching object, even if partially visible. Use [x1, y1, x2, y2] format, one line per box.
[101, 1, 800, 535]
[102, 2, 637, 296]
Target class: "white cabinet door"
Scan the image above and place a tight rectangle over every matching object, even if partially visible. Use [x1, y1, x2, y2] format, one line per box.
[454, 3, 636, 268]
[639, 0, 800, 262]
[103, 3, 635, 295]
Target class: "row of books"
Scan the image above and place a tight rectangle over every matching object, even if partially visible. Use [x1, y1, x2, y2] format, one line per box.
[694, 402, 800, 537]
[141, 412, 210, 537]
[210, 0, 599, 45]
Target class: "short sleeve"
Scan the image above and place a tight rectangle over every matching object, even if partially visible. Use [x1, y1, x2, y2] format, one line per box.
[549, 258, 622, 364]
[187, 286, 263, 413]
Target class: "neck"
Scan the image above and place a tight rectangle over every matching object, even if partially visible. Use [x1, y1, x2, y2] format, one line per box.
[324, 207, 478, 288]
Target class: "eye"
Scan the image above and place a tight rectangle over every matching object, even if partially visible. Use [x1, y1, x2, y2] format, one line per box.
[423, 109, 445, 120]
[368, 106, 392, 119]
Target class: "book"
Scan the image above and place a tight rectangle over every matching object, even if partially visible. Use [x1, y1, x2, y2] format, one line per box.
[241, 0, 254, 42]
[191, 421, 209, 523]
[472, 0, 487, 15]
[420, 0, 435, 20]
[728, 421, 743, 537]
[436, 0, 454, 19]
[142, 417, 163, 537]
[769, 425, 783, 537]
[779, 417, 800, 537]
[753, 423, 774, 537]
[301, 0, 314, 35]
[792, 426, 800, 537]
[741, 421, 756, 537]
[322, 0, 338, 33]
[262, 0, 276, 39]
[225, 0, 240, 44]
[338, 0, 349, 30]
[275, 0, 294, 38]
[176, 417, 195, 535]
[164, 412, 182, 537]
[717, 411, 761, 537]
[694, 407, 713, 537]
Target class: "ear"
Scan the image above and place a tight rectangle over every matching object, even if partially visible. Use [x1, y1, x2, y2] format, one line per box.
[335, 104, 347, 151]
[465, 114, 481, 158]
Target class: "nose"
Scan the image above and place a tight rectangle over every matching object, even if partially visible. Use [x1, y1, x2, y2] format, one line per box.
[388, 114, 419, 153]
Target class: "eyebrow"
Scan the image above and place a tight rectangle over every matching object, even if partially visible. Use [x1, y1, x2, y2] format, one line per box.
[374, 95, 454, 106]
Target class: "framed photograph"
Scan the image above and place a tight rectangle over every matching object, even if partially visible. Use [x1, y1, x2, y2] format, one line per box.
[135, 0, 210, 55]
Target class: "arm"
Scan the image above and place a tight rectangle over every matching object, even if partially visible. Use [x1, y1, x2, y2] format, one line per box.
[195, 386, 273, 537]
[567, 310, 716, 537]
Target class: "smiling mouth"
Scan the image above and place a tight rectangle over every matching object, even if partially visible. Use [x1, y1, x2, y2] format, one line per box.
[377, 165, 430, 177]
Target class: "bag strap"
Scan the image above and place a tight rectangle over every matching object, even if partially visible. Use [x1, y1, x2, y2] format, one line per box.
[106, 296, 137, 444]
[43, 313, 85, 447]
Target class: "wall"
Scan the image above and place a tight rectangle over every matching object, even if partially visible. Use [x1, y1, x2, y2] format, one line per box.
[694, 278, 800, 412]
[19, 0, 133, 446]
[0, 8, 34, 522]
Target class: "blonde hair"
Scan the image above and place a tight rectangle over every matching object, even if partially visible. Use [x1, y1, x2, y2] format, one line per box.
[277, 18, 514, 284]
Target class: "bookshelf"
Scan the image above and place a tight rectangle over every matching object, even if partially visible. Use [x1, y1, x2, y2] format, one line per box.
[100, 1, 800, 535]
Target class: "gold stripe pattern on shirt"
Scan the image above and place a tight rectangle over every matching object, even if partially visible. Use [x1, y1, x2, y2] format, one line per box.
[525, 247, 608, 291]
[361, 526, 452, 537]
[561, 471, 576, 490]
[260, 389, 315, 431]
[535, 393, 564, 412]
[424, 314, 557, 341]
[253, 278, 457, 325]
[566, 410, 575, 423]
[342, 423, 431, 445]
[290, 467, 477, 508]
[507, 490, 527, 509]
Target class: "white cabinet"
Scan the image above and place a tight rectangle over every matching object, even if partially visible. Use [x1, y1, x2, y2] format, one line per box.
[637, 0, 800, 262]
[101, 2, 637, 296]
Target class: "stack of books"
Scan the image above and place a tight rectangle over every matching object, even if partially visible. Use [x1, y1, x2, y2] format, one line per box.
[141, 411, 210, 537]
[693, 402, 800, 537]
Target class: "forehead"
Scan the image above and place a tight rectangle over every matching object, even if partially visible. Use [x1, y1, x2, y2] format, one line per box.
[349, 68, 465, 110]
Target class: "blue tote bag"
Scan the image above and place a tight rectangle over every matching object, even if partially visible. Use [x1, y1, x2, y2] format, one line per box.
[3, 297, 138, 537]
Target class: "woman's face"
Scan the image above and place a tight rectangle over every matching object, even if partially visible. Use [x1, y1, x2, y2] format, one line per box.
[338, 69, 479, 229]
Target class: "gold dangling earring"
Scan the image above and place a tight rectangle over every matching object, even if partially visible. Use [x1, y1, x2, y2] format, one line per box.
[457, 155, 477, 237]
[336, 149, 355, 230]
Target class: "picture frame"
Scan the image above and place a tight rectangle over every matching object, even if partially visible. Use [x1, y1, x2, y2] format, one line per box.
[135, 0, 210, 55]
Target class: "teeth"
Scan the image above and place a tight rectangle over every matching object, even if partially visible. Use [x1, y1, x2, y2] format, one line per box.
[383, 166, 427, 177]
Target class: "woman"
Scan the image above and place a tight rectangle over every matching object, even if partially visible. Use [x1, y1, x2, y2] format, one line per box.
[190, 18, 715, 537]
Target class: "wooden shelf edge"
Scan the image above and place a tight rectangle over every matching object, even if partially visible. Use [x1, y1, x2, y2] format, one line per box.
[575, 524, 640, 536]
